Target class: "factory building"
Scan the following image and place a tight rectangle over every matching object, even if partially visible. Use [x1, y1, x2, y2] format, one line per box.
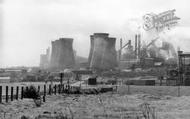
[40, 48, 50, 69]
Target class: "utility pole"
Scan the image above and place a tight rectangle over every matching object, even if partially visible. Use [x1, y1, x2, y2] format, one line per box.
[60, 72, 64, 87]
[177, 50, 182, 97]
[119, 38, 123, 62]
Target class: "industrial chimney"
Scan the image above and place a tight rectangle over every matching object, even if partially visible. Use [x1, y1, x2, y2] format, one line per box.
[88, 33, 117, 70]
[50, 38, 75, 70]
[137, 34, 141, 58]
[135, 34, 138, 58]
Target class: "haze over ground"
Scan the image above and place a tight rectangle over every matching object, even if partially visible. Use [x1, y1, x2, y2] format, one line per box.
[1, 0, 190, 67]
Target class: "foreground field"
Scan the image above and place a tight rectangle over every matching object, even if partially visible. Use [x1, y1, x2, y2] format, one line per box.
[1, 85, 190, 119]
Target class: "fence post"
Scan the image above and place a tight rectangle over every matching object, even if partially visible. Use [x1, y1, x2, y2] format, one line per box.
[63, 84, 65, 93]
[38, 86, 40, 94]
[54, 85, 56, 95]
[62, 84, 64, 93]
[21, 87, 24, 99]
[43, 85, 46, 102]
[49, 84, 51, 95]
[16, 86, 19, 100]
[58, 84, 61, 94]
[11, 87, 13, 101]
[0, 86, 2, 103]
[68, 85, 70, 94]
[60, 73, 63, 86]
[6, 86, 8, 103]
[70, 86, 72, 93]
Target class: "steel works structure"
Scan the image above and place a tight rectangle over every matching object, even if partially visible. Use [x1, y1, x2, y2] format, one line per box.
[178, 51, 190, 85]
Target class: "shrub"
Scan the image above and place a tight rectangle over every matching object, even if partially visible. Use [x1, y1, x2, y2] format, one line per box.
[23, 85, 42, 107]
[23, 85, 40, 99]
[21, 115, 30, 119]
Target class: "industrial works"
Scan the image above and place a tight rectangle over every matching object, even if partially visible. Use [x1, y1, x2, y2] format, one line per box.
[1, 9, 190, 119]
[38, 31, 184, 86]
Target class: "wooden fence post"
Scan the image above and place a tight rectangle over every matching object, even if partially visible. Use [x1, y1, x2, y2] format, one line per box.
[62, 84, 64, 93]
[16, 86, 19, 100]
[58, 84, 61, 94]
[49, 84, 51, 95]
[54, 85, 56, 95]
[63, 84, 65, 93]
[21, 87, 24, 99]
[0, 86, 2, 103]
[70, 86, 72, 94]
[6, 86, 8, 102]
[38, 86, 40, 94]
[68, 85, 70, 94]
[43, 85, 46, 102]
[11, 87, 13, 101]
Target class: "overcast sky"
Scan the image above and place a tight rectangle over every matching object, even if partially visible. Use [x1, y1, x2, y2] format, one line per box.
[1, 0, 190, 67]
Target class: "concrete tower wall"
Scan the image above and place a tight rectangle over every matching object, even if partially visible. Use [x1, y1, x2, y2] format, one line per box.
[103, 37, 117, 69]
[89, 33, 117, 70]
[88, 35, 94, 65]
[50, 38, 75, 70]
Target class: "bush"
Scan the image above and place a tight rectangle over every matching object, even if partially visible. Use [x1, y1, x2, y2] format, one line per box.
[23, 85, 42, 107]
[23, 85, 40, 99]
[21, 115, 30, 119]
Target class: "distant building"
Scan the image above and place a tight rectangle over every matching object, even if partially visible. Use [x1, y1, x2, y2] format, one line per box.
[0, 77, 11, 83]
[40, 48, 50, 69]
[40, 54, 49, 69]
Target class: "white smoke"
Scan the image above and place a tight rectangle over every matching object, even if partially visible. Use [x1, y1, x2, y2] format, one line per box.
[163, 27, 190, 52]
[121, 15, 190, 62]
[138, 24, 190, 60]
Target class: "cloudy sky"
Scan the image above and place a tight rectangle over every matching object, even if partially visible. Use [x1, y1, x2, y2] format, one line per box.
[0, 0, 190, 67]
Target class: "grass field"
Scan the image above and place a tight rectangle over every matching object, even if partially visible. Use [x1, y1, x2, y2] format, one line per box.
[1, 81, 190, 119]
[117, 85, 190, 97]
[1, 88, 190, 119]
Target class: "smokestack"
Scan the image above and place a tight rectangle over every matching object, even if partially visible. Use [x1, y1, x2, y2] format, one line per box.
[89, 33, 117, 70]
[119, 38, 123, 61]
[128, 40, 131, 45]
[135, 34, 138, 58]
[138, 34, 141, 58]
[50, 38, 75, 70]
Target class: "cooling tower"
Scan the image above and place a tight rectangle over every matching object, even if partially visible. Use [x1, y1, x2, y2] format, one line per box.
[88, 35, 94, 65]
[50, 38, 75, 70]
[89, 33, 117, 70]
